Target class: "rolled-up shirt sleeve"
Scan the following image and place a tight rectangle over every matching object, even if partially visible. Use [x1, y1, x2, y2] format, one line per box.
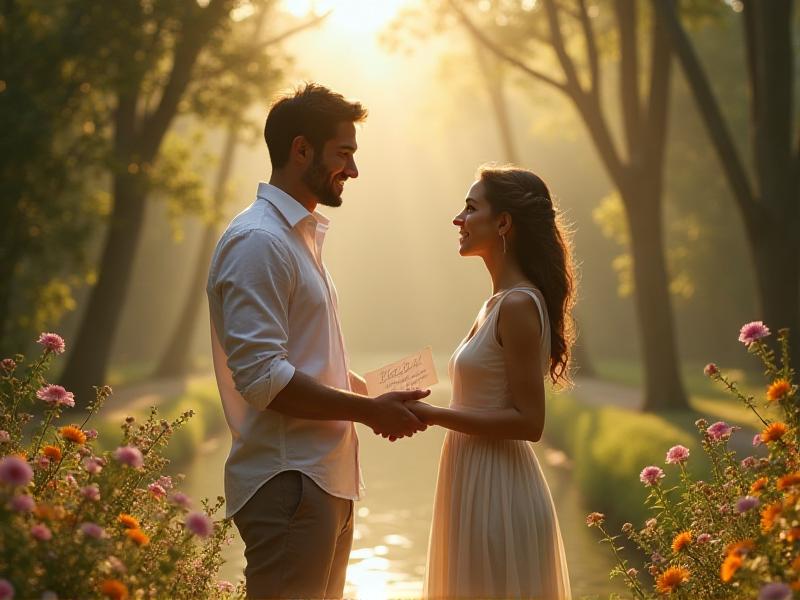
[208, 229, 297, 410]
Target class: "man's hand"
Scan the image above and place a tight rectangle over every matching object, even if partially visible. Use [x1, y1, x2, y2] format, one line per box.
[365, 389, 430, 440]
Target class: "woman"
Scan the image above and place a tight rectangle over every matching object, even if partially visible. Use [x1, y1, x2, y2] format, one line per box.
[408, 165, 574, 599]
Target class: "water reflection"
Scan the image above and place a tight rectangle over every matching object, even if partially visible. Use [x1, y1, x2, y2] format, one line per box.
[186, 383, 625, 598]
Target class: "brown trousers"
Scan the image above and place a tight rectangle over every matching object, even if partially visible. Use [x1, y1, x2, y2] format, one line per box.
[233, 470, 354, 599]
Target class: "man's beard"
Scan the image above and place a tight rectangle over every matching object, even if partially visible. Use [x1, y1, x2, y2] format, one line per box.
[303, 157, 342, 208]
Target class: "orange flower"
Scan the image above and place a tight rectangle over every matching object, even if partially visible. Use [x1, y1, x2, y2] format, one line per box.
[124, 528, 149, 546]
[656, 566, 690, 593]
[34, 503, 66, 521]
[779, 472, 800, 490]
[117, 514, 139, 529]
[42, 445, 62, 461]
[761, 422, 788, 443]
[720, 554, 742, 582]
[724, 539, 754, 557]
[767, 379, 792, 402]
[792, 555, 800, 571]
[792, 581, 800, 592]
[100, 579, 129, 600]
[59, 425, 86, 445]
[750, 477, 769, 495]
[761, 502, 782, 532]
[671, 530, 693, 553]
[787, 528, 800, 543]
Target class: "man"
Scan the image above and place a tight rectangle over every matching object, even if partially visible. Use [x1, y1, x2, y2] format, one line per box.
[207, 83, 428, 599]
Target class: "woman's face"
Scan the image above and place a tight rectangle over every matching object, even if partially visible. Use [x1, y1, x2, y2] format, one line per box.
[452, 180, 501, 257]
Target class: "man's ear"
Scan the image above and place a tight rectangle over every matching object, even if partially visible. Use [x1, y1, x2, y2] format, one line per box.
[290, 135, 313, 165]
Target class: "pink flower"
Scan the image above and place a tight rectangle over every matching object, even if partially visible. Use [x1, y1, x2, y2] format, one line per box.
[738, 321, 770, 346]
[157, 475, 173, 490]
[37, 332, 66, 354]
[80, 522, 106, 539]
[80, 484, 100, 502]
[169, 492, 192, 509]
[35, 384, 75, 408]
[30, 523, 52, 541]
[639, 466, 665, 487]
[0, 358, 15, 372]
[84, 428, 98, 440]
[703, 363, 719, 377]
[696, 533, 711, 544]
[113, 446, 143, 469]
[707, 421, 733, 441]
[741, 456, 758, 469]
[0, 578, 13, 600]
[736, 495, 760, 513]
[0, 456, 33, 487]
[758, 582, 792, 600]
[36, 456, 50, 469]
[107, 556, 126, 574]
[82, 456, 103, 474]
[217, 581, 235, 593]
[185, 511, 213, 538]
[753, 433, 763, 447]
[0, 431, 9, 443]
[665, 445, 690, 465]
[147, 483, 166, 499]
[64, 474, 77, 486]
[9, 494, 35, 513]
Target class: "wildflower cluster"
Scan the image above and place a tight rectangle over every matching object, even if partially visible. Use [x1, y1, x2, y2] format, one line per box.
[0, 334, 243, 599]
[588, 323, 799, 599]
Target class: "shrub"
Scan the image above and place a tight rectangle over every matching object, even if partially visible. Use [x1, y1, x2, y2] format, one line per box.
[588, 323, 800, 599]
[0, 333, 242, 599]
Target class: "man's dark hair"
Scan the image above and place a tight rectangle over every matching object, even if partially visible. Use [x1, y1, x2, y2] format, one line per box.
[264, 83, 368, 169]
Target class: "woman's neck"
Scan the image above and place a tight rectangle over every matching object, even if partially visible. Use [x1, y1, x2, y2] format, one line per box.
[483, 251, 530, 296]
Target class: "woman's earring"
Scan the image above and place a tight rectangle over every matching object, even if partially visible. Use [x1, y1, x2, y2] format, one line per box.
[501, 233, 507, 255]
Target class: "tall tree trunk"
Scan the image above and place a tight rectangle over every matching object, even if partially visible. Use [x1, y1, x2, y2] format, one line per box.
[624, 179, 687, 410]
[153, 128, 238, 377]
[60, 174, 148, 401]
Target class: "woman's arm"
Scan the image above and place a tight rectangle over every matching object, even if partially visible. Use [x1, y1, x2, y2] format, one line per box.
[408, 292, 546, 442]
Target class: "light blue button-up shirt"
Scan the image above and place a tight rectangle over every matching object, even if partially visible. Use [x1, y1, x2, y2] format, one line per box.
[207, 182, 363, 517]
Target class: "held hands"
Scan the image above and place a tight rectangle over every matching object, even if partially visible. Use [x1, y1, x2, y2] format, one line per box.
[368, 389, 430, 441]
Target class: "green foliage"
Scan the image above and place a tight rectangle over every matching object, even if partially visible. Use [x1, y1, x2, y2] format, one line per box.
[546, 393, 700, 526]
[0, 333, 242, 598]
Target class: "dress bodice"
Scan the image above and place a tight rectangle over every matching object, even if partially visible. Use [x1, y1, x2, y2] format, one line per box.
[448, 287, 550, 410]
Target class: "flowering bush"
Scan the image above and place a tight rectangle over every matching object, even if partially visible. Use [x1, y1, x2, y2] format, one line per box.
[588, 323, 800, 599]
[0, 334, 242, 599]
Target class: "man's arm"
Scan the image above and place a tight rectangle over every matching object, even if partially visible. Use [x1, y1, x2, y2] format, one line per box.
[211, 229, 426, 438]
[271, 371, 429, 438]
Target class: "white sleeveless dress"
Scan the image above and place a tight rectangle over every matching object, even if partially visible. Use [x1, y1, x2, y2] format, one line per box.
[424, 287, 571, 599]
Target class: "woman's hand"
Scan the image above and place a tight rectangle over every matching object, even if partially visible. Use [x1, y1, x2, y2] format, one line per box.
[405, 399, 438, 426]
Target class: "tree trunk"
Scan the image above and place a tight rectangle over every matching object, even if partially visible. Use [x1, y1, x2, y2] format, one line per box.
[60, 174, 148, 402]
[624, 182, 689, 411]
[153, 128, 238, 377]
[751, 220, 800, 364]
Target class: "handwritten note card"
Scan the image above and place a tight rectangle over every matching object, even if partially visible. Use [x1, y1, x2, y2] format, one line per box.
[364, 347, 438, 396]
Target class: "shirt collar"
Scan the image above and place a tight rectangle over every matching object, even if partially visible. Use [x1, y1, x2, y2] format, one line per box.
[256, 182, 330, 230]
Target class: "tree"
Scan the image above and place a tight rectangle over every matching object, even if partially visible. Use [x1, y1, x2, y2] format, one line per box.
[0, 1, 108, 354]
[444, 0, 687, 409]
[59, 0, 281, 403]
[652, 0, 800, 364]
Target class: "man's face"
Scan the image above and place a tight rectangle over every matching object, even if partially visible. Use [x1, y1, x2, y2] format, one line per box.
[302, 121, 359, 207]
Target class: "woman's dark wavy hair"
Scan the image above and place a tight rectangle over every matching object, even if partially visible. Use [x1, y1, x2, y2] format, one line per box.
[478, 164, 577, 387]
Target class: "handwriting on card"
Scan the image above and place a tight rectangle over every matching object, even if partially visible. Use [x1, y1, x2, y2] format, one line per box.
[364, 347, 438, 396]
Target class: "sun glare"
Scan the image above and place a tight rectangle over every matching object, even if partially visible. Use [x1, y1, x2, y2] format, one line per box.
[283, 0, 410, 34]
